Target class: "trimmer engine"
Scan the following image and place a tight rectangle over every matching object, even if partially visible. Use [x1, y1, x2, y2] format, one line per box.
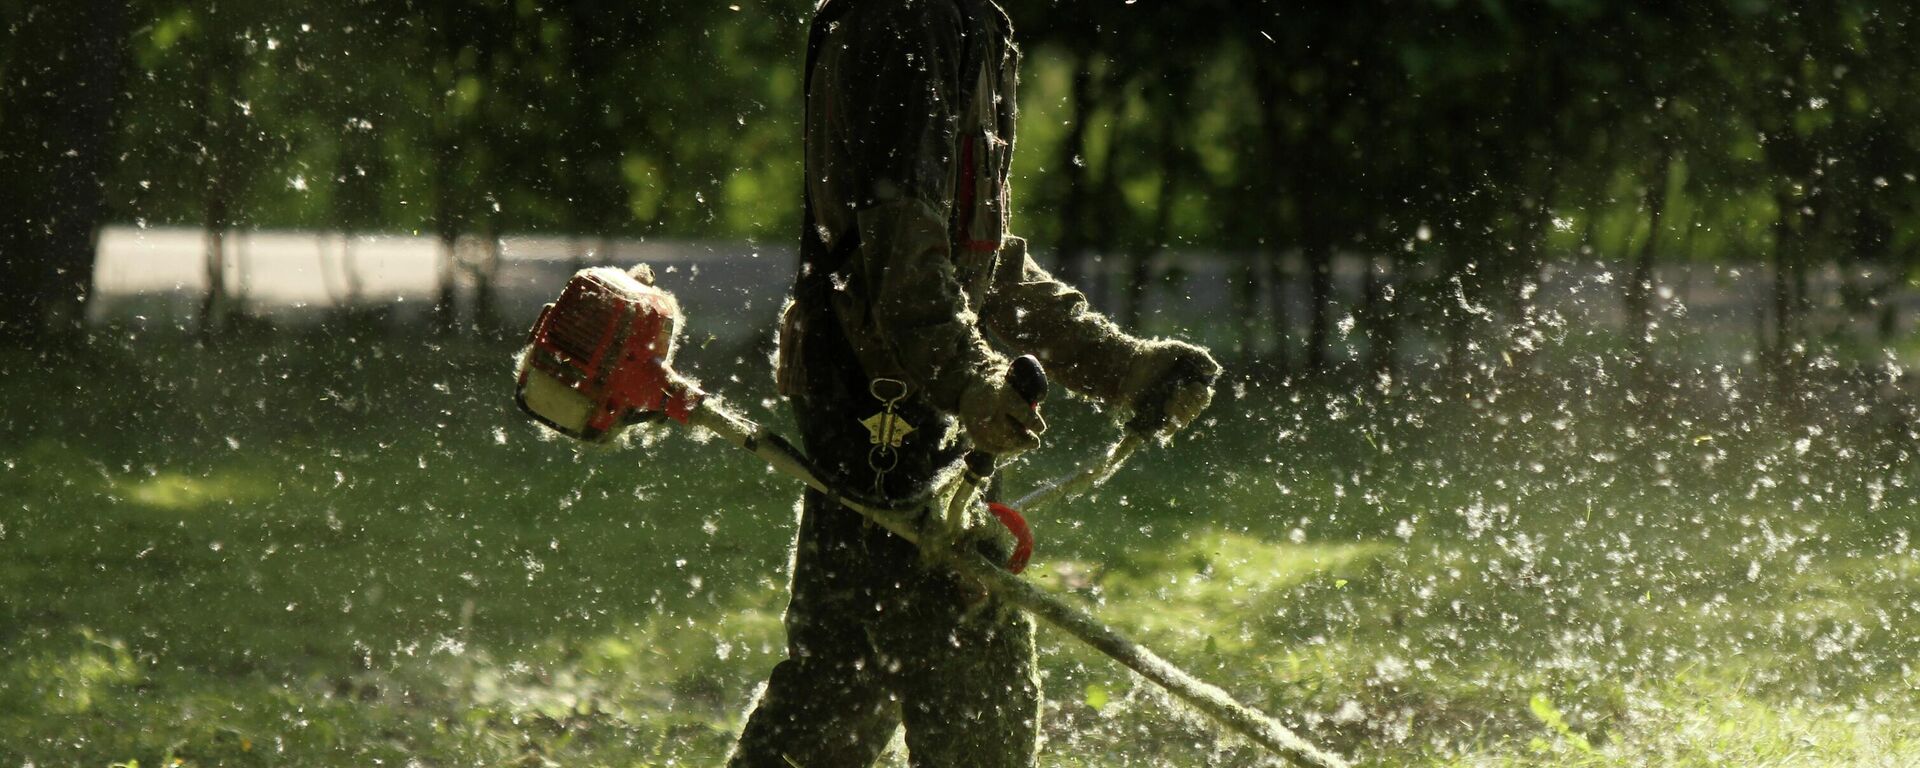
[515, 266, 702, 442]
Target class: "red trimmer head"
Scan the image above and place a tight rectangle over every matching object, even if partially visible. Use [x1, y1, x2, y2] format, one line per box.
[515, 266, 702, 442]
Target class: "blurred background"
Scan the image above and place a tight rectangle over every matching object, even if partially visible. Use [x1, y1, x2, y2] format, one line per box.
[9, 0, 1919, 376]
[5, 1, 1920, 766]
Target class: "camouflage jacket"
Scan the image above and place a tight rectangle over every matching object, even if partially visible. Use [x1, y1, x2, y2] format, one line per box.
[780, 0, 1142, 414]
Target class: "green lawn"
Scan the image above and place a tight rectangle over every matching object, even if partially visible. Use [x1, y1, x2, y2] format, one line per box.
[4, 330, 1918, 767]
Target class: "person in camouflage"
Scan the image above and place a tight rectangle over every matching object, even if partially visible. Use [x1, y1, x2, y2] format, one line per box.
[727, 1, 1220, 766]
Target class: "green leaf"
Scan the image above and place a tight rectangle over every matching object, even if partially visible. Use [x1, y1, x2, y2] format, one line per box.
[1084, 684, 1110, 712]
[1528, 692, 1561, 724]
[1529, 692, 1594, 753]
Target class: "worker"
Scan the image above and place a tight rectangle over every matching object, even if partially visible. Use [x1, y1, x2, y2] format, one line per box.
[729, 0, 1220, 765]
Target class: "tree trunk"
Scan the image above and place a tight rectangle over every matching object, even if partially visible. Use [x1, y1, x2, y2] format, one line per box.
[1253, 55, 1292, 375]
[1232, 259, 1261, 369]
[326, 125, 372, 310]
[234, 231, 253, 310]
[322, 232, 364, 306]
[1793, 252, 1811, 335]
[1263, 248, 1292, 376]
[1288, 72, 1336, 376]
[1624, 148, 1671, 381]
[196, 45, 234, 344]
[1120, 105, 1180, 332]
[472, 218, 504, 338]
[199, 209, 228, 342]
[1362, 253, 1396, 383]
[1303, 238, 1334, 375]
[1054, 53, 1095, 288]
[431, 142, 460, 335]
[1769, 202, 1797, 400]
[1120, 245, 1153, 332]
[1504, 186, 1554, 376]
[0, 0, 125, 347]
[434, 231, 459, 335]
[1444, 245, 1473, 382]
[1085, 88, 1128, 316]
[1877, 266, 1903, 343]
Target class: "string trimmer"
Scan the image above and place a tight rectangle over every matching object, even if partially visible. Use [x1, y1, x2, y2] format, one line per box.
[512, 265, 1349, 768]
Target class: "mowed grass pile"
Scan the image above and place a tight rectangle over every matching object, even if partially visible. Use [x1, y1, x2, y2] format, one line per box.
[4, 329, 1918, 767]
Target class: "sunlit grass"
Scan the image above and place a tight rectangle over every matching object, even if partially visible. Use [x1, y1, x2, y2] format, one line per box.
[1089, 533, 1391, 651]
[117, 470, 270, 511]
[3, 333, 1917, 767]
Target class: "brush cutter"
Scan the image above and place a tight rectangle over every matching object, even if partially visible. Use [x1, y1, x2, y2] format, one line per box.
[513, 265, 1349, 768]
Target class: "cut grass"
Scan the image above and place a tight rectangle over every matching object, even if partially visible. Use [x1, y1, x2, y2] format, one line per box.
[3, 331, 1918, 767]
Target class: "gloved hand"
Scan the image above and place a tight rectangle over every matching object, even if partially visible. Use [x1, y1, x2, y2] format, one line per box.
[958, 511, 1019, 566]
[955, 506, 1024, 621]
[958, 363, 1046, 455]
[1117, 339, 1221, 437]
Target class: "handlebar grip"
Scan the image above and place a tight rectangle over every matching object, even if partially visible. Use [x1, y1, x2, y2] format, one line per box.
[1010, 354, 1047, 408]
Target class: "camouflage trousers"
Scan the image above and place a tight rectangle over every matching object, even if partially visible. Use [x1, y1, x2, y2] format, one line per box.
[726, 489, 1040, 768]
[729, 303, 1040, 767]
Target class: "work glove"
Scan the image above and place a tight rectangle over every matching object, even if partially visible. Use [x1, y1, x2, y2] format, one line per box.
[1117, 339, 1221, 438]
[959, 512, 1018, 566]
[954, 507, 1023, 623]
[958, 362, 1046, 456]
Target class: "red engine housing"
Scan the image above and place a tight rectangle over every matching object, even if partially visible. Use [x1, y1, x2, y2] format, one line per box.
[515, 267, 701, 442]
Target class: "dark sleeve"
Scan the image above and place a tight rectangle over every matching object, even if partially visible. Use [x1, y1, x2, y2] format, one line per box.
[823, 0, 1003, 412]
[980, 236, 1144, 403]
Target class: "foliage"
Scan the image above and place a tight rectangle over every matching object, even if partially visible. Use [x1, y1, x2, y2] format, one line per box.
[110, 0, 812, 240]
[52, 0, 1914, 372]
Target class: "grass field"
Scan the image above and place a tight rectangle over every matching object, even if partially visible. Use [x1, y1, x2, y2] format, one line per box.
[4, 328, 1919, 767]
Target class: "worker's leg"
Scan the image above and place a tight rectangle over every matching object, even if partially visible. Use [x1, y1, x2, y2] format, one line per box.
[728, 492, 902, 768]
[739, 302, 987, 766]
[882, 572, 1042, 768]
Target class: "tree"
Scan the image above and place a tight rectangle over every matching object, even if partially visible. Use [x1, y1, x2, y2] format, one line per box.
[0, 0, 126, 347]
